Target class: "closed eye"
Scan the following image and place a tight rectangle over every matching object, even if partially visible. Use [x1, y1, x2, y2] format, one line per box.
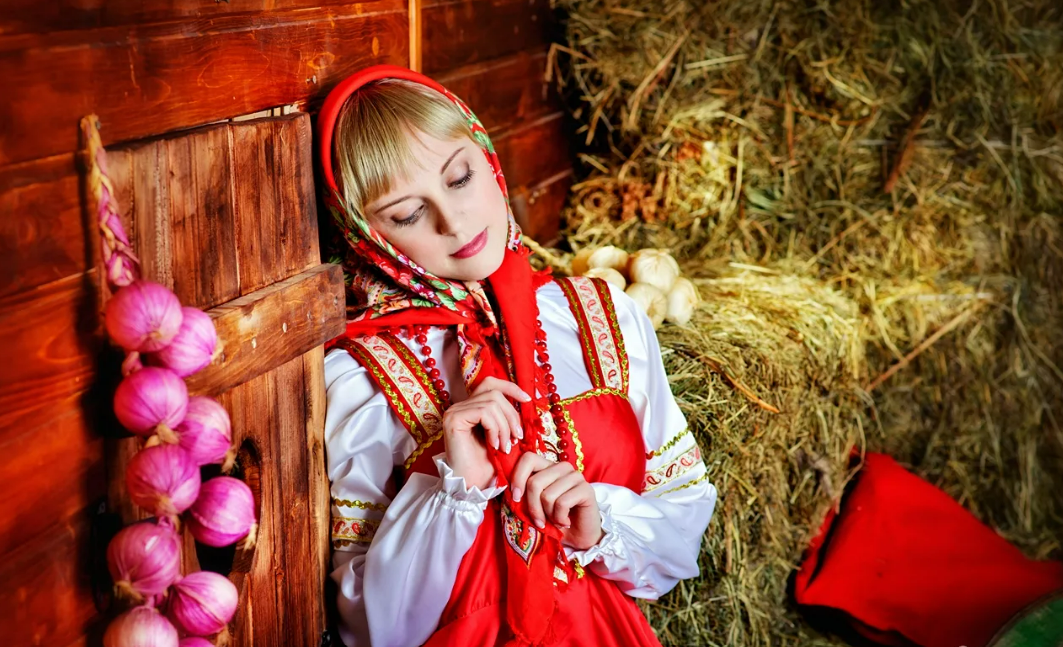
[395, 205, 424, 228]
[449, 169, 474, 189]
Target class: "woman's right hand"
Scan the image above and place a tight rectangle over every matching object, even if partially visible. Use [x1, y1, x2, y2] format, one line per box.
[442, 376, 530, 491]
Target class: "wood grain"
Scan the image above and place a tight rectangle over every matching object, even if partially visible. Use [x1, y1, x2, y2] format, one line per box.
[184, 264, 346, 398]
[436, 48, 557, 134]
[421, 0, 552, 75]
[492, 111, 571, 193]
[0, 4, 408, 165]
[510, 168, 571, 244]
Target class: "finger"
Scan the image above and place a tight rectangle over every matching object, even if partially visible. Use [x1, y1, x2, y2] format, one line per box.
[526, 463, 573, 528]
[478, 406, 509, 452]
[510, 452, 552, 503]
[475, 376, 531, 404]
[551, 481, 593, 528]
[540, 471, 585, 526]
[489, 391, 524, 440]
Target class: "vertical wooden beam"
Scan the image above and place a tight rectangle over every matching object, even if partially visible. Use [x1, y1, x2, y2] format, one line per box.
[408, 0, 422, 72]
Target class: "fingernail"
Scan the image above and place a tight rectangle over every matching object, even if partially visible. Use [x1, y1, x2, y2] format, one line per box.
[516, 428, 525, 439]
[534, 518, 545, 529]
[560, 524, 570, 530]
[503, 439, 511, 454]
[518, 391, 532, 402]
[492, 437, 499, 450]
[512, 488, 522, 502]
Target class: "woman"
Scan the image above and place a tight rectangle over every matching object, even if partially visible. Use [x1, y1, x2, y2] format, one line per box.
[318, 65, 716, 647]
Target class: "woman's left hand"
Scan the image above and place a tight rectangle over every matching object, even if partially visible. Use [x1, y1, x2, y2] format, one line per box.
[510, 452, 603, 551]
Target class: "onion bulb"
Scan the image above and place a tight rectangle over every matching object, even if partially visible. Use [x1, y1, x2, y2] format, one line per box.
[167, 571, 239, 637]
[147, 307, 217, 378]
[104, 280, 184, 353]
[570, 248, 594, 276]
[104, 606, 179, 647]
[665, 277, 700, 325]
[585, 246, 630, 277]
[114, 367, 188, 444]
[175, 397, 233, 468]
[126, 445, 201, 518]
[625, 283, 668, 330]
[583, 267, 627, 291]
[627, 249, 680, 293]
[187, 477, 257, 548]
[107, 520, 181, 602]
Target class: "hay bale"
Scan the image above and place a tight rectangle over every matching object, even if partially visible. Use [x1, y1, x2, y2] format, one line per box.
[545, 0, 1063, 643]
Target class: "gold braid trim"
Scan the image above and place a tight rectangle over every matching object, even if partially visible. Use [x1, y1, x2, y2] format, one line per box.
[332, 497, 388, 512]
[560, 405, 586, 473]
[560, 387, 628, 406]
[651, 471, 712, 498]
[646, 428, 693, 460]
[593, 278, 630, 392]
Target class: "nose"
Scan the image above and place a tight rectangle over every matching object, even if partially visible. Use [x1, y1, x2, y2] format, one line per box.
[432, 202, 463, 237]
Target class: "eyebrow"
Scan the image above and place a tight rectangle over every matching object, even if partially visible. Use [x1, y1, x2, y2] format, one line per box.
[372, 145, 466, 214]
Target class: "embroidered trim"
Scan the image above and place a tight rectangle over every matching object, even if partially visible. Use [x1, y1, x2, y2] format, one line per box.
[652, 471, 712, 497]
[646, 428, 693, 460]
[338, 335, 446, 469]
[559, 387, 628, 406]
[557, 277, 628, 392]
[502, 501, 542, 565]
[642, 444, 703, 493]
[560, 405, 586, 473]
[331, 516, 381, 547]
[332, 497, 388, 512]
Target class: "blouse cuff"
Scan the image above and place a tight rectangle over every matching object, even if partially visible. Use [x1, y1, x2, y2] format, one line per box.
[433, 453, 507, 510]
[565, 491, 624, 567]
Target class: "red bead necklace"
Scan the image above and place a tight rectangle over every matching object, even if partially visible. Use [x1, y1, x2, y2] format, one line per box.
[407, 319, 573, 465]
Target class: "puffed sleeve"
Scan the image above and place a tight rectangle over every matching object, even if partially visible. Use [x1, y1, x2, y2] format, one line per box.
[325, 348, 506, 647]
[565, 285, 718, 600]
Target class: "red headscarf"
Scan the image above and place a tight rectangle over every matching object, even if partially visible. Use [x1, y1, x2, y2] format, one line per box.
[318, 65, 565, 646]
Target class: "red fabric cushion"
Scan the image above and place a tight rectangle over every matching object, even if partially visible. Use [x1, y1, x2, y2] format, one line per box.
[794, 453, 1063, 647]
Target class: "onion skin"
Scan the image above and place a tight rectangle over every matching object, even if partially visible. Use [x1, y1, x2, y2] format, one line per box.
[114, 367, 188, 443]
[167, 571, 239, 636]
[583, 267, 627, 291]
[175, 397, 233, 467]
[186, 477, 257, 548]
[103, 606, 179, 647]
[107, 520, 181, 601]
[126, 445, 201, 518]
[625, 282, 668, 330]
[147, 307, 218, 378]
[105, 280, 184, 353]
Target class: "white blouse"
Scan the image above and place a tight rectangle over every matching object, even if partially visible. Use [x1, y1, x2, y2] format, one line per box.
[325, 281, 717, 647]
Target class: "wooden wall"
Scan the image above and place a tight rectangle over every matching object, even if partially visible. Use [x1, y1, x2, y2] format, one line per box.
[0, 1, 569, 644]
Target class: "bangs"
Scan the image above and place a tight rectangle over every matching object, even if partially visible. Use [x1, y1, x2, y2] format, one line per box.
[334, 78, 473, 221]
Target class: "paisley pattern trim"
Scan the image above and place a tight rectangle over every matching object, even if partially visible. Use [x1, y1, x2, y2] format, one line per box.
[557, 277, 629, 392]
[642, 444, 703, 493]
[337, 335, 446, 469]
[652, 471, 713, 498]
[332, 516, 381, 548]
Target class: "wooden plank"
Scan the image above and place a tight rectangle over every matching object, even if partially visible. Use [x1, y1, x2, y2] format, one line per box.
[0, 153, 86, 298]
[511, 168, 571, 244]
[184, 264, 347, 397]
[0, 515, 101, 647]
[230, 115, 320, 295]
[492, 111, 571, 191]
[0, 396, 107, 559]
[0, 4, 409, 165]
[0, 0, 383, 36]
[0, 272, 101, 434]
[421, 0, 552, 75]
[436, 49, 557, 134]
[302, 345, 331, 644]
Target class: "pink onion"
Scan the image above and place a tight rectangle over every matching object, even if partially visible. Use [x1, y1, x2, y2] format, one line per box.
[147, 307, 218, 377]
[167, 571, 238, 636]
[107, 520, 181, 602]
[174, 397, 233, 468]
[114, 367, 188, 444]
[186, 477, 257, 548]
[179, 639, 215, 647]
[104, 606, 179, 647]
[105, 280, 183, 352]
[126, 445, 201, 518]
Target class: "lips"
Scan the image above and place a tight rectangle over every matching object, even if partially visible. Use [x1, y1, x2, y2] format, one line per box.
[451, 228, 489, 259]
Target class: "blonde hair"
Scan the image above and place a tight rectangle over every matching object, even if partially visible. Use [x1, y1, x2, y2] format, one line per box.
[333, 78, 474, 220]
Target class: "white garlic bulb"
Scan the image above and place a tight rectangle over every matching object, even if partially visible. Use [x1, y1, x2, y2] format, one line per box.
[665, 277, 699, 325]
[628, 249, 680, 293]
[625, 282, 667, 330]
[570, 248, 594, 276]
[586, 246, 630, 277]
[584, 267, 627, 291]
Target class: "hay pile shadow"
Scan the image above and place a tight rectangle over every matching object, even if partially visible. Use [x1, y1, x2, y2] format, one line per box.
[543, 0, 1063, 644]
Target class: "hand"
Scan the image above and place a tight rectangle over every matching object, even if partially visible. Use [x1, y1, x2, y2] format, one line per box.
[510, 452, 603, 551]
[442, 377, 530, 491]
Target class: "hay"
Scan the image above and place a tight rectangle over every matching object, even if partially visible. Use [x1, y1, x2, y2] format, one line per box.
[544, 0, 1063, 644]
